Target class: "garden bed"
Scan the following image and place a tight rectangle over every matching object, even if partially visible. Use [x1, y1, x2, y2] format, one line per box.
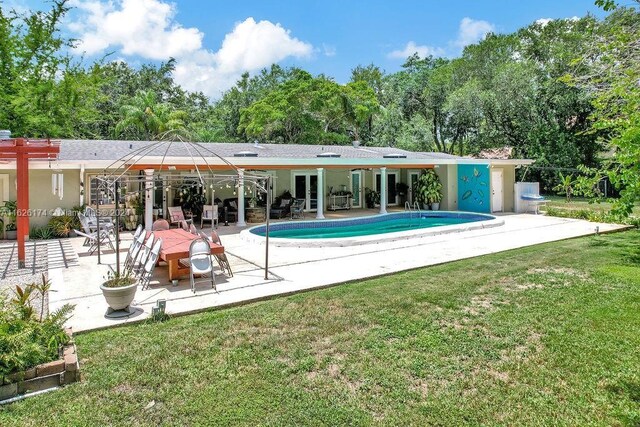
[0, 329, 79, 403]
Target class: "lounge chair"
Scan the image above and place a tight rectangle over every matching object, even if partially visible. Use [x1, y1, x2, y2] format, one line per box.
[168, 206, 193, 228]
[73, 228, 114, 255]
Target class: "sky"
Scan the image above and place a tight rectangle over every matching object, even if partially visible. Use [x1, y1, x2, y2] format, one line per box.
[7, 0, 608, 99]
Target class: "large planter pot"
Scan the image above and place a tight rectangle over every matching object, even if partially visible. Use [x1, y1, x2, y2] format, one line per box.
[100, 279, 138, 311]
[430, 202, 440, 211]
[5, 230, 17, 240]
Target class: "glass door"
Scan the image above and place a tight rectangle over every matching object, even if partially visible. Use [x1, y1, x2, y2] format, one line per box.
[293, 172, 317, 212]
[350, 171, 362, 208]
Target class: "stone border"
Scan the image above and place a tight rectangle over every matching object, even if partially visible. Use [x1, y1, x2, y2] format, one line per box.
[0, 328, 79, 403]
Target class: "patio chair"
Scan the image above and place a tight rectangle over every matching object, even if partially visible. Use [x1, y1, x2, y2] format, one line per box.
[168, 206, 192, 228]
[78, 212, 114, 246]
[132, 224, 144, 241]
[188, 238, 216, 293]
[152, 219, 170, 231]
[124, 228, 146, 272]
[221, 199, 238, 223]
[208, 230, 233, 277]
[73, 228, 115, 255]
[189, 223, 198, 235]
[200, 204, 218, 229]
[84, 206, 114, 230]
[270, 198, 292, 219]
[133, 232, 155, 276]
[179, 220, 190, 232]
[140, 237, 163, 290]
[290, 199, 305, 219]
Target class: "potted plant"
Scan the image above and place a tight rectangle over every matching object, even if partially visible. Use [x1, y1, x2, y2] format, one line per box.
[2, 200, 17, 239]
[100, 269, 138, 312]
[415, 170, 443, 210]
[364, 187, 380, 209]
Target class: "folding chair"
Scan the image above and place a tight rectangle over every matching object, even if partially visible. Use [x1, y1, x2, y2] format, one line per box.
[133, 232, 155, 277]
[208, 230, 233, 277]
[188, 238, 216, 293]
[124, 228, 146, 272]
[140, 238, 163, 290]
[73, 228, 114, 255]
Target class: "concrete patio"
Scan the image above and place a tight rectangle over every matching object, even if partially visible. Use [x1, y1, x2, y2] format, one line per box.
[29, 212, 625, 333]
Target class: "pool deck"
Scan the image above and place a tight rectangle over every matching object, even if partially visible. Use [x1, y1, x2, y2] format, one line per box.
[40, 212, 626, 332]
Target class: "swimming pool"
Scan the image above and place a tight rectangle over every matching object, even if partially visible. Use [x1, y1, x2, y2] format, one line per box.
[241, 211, 504, 247]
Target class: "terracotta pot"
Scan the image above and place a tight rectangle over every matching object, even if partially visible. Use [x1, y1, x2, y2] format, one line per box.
[100, 279, 138, 311]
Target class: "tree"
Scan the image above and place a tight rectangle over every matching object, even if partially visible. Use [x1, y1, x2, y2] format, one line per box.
[115, 90, 188, 141]
[576, 3, 640, 216]
[0, 0, 76, 137]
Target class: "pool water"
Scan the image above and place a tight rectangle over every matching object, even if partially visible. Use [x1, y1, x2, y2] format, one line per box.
[250, 211, 494, 239]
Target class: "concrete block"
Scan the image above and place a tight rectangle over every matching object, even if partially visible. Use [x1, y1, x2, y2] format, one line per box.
[63, 345, 76, 357]
[64, 353, 78, 372]
[36, 359, 65, 377]
[0, 383, 18, 400]
[17, 373, 62, 394]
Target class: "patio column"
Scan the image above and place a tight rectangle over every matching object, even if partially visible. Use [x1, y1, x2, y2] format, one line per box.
[379, 167, 388, 214]
[79, 164, 85, 206]
[316, 167, 325, 219]
[144, 169, 154, 231]
[237, 168, 246, 227]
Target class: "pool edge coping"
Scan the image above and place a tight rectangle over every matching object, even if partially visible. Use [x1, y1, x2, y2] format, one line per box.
[239, 211, 505, 247]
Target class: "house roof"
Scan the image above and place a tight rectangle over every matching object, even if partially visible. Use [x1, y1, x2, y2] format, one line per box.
[0, 139, 534, 169]
[58, 139, 460, 161]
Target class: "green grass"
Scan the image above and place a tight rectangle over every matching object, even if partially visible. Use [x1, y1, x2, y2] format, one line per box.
[2, 231, 640, 426]
[542, 195, 640, 216]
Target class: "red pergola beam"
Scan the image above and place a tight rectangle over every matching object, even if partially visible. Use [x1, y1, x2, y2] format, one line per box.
[0, 138, 60, 268]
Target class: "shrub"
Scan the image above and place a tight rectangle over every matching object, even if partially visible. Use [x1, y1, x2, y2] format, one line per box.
[0, 275, 75, 377]
[48, 214, 80, 238]
[29, 226, 55, 240]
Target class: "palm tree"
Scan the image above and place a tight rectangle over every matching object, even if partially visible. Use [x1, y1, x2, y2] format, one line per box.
[115, 90, 189, 140]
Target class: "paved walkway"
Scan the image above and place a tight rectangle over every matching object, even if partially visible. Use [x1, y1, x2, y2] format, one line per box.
[46, 213, 626, 332]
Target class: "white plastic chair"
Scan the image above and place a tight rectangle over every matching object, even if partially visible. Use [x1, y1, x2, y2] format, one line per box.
[189, 238, 216, 293]
[200, 204, 218, 229]
[140, 238, 163, 290]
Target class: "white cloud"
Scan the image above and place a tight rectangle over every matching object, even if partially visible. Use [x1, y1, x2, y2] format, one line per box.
[68, 0, 313, 99]
[322, 43, 336, 57]
[388, 41, 445, 59]
[69, 0, 203, 59]
[454, 17, 496, 48]
[388, 17, 495, 61]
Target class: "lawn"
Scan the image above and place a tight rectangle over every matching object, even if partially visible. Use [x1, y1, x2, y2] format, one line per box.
[1, 231, 639, 426]
[541, 195, 640, 217]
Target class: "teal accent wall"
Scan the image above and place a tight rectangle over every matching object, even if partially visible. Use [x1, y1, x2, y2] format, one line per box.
[457, 164, 490, 213]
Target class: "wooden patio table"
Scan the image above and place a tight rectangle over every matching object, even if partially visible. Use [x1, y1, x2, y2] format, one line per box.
[149, 229, 224, 280]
